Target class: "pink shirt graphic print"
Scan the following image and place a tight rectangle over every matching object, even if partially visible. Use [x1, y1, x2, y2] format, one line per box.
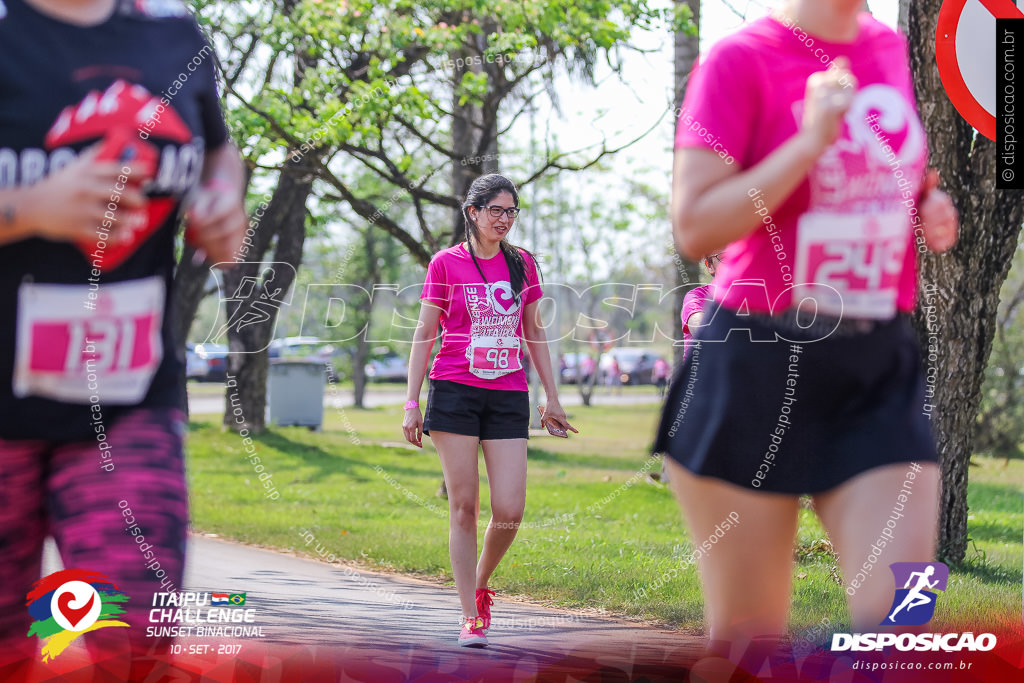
[422, 244, 542, 391]
[675, 14, 927, 318]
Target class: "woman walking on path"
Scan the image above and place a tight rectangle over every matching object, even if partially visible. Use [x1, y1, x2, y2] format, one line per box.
[403, 173, 576, 647]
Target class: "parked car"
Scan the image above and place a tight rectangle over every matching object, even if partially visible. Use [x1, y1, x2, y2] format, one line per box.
[559, 352, 595, 385]
[194, 343, 228, 382]
[365, 352, 409, 383]
[269, 336, 344, 381]
[598, 348, 661, 385]
[185, 343, 210, 380]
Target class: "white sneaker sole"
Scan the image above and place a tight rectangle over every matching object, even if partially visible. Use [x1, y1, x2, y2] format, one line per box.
[458, 635, 488, 648]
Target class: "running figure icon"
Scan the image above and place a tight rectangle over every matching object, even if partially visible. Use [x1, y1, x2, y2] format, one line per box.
[882, 562, 949, 626]
[886, 565, 938, 623]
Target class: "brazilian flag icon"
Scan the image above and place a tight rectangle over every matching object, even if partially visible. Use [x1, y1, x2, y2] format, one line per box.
[228, 593, 246, 605]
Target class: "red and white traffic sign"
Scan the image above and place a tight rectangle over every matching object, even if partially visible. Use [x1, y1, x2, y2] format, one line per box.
[936, 0, 1024, 141]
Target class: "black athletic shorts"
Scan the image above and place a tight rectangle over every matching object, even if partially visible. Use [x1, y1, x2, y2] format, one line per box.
[653, 302, 938, 494]
[423, 379, 530, 440]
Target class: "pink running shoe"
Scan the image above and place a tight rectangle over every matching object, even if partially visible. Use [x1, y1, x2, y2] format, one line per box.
[459, 615, 488, 647]
[475, 588, 496, 631]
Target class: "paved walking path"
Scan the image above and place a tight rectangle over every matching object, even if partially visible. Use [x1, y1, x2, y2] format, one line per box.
[180, 535, 704, 679]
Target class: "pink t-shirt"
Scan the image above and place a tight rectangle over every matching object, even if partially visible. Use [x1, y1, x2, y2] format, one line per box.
[421, 243, 542, 391]
[675, 13, 927, 318]
[681, 284, 713, 356]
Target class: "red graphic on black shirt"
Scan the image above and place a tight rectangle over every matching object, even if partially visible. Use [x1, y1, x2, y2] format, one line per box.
[44, 80, 192, 271]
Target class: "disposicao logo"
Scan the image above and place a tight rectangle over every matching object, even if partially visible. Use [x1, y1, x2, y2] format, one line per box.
[883, 561, 948, 626]
[831, 562, 997, 653]
[26, 569, 130, 661]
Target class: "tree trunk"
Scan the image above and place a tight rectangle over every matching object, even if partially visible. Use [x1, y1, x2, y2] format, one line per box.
[449, 33, 500, 246]
[579, 351, 598, 407]
[672, 0, 701, 105]
[171, 162, 254, 381]
[170, 244, 209, 416]
[351, 227, 380, 409]
[906, 1, 1024, 562]
[672, 0, 704, 373]
[351, 334, 370, 409]
[451, 54, 475, 246]
[220, 16, 316, 434]
[222, 161, 313, 433]
[170, 246, 211, 351]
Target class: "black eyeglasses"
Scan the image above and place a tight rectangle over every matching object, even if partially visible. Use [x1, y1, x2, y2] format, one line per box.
[478, 205, 521, 220]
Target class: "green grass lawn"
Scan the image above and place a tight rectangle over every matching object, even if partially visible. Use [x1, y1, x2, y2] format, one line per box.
[185, 401, 1021, 637]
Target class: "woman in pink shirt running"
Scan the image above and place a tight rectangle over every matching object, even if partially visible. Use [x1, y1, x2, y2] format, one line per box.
[654, 0, 959, 672]
[403, 173, 576, 647]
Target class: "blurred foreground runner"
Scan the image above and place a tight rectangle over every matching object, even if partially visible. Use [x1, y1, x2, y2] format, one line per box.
[654, 0, 958, 675]
[0, 0, 244, 674]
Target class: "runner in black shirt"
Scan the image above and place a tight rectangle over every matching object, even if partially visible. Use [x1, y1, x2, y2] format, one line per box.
[0, 0, 245, 671]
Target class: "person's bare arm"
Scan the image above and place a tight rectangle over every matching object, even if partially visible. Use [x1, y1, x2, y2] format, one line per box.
[918, 170, 959, 253]
[0, 146, 145, 247]
[185, 142, 247, 265]
[673, 59, 857, 260]
[523, 299, 577, 434]
[402, 303, 442, 448]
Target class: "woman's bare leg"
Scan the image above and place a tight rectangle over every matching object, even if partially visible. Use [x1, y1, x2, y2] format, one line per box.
[812, 462, 940, 631]
[665, 459, 800, 664]
[432, 432, 483, 617]
[476, 438, 528, 588]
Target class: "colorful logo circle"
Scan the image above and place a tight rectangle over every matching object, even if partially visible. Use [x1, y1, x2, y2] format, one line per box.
[26, 569, 130, 662]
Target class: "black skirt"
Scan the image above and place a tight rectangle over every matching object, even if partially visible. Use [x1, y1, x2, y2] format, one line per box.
[654, 303, 937, 494]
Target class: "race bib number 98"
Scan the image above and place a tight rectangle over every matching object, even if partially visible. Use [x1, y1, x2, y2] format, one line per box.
[14, 276, 165, 404]
[793, 211, 908, 319]
[467, 336, 522, 380]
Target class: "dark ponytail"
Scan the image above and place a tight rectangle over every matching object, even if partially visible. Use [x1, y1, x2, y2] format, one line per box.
[462, 173, 541, 301]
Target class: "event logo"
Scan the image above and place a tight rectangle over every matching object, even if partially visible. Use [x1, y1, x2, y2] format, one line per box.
[831, 561, 996, 653]
[147, 590, 264, 639]
[26, 569, 130, 662]
[489, 282, 520, 316]
[883, 562, 948, 626]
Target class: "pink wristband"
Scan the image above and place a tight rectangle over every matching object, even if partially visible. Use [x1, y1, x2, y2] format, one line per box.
[403, 400, 420, 410]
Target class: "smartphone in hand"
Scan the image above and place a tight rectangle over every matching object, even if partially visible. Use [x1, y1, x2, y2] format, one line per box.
[537, 406, 569, 438]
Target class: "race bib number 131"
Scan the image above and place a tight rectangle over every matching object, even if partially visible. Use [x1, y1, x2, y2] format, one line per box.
[14, 276, 165, 404]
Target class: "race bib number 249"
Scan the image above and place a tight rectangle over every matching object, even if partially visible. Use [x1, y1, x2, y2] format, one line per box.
[793, 211, 908, 319]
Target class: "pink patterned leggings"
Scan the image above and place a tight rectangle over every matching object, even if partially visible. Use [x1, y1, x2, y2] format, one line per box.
[0, 407, 188, 655]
